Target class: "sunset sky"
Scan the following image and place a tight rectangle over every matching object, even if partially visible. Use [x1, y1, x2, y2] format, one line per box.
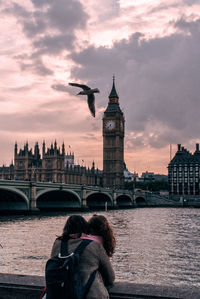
[1, 0, 200, 175]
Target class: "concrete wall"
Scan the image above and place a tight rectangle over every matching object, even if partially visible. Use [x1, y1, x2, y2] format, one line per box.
[0, 273, 199, 299]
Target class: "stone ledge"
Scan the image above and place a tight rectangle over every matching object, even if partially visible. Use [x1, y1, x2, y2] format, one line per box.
[0, 273, 199, 299]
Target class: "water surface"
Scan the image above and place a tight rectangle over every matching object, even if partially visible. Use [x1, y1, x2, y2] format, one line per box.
[0, 208, 199, 287]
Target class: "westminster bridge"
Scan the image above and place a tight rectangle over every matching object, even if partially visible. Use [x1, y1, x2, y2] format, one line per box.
[0, 180, 200, 211]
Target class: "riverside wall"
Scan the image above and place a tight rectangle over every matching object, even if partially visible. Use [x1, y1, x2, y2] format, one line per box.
[0, 273, 199, 299]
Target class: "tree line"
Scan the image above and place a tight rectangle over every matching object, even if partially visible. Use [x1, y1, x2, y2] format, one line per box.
[124, 179, 168, 192]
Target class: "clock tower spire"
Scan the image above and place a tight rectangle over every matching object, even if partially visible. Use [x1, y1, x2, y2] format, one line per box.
[103, 77, 125, 188]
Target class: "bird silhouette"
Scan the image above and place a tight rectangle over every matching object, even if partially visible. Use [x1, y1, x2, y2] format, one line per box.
[69, 83, 100, 117]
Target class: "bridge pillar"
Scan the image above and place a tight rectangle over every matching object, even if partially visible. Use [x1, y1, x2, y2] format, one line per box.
[29, 182, 38, 211]
[81, 185, 88, 208]
[113, 190, 117, 207]
[132, 192, 136, 207]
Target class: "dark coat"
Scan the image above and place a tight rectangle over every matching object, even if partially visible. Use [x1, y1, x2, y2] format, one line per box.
[51, 238, 115, 299]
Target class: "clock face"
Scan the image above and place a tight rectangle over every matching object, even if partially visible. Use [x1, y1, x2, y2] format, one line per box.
[105, 120, 115, 130]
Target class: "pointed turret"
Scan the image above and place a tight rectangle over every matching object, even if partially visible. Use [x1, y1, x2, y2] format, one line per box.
[34, 142, 39, 157]
[54, 140, 57, 150]
[14, 142, 18, 155]
[42, 140, 46, 156]
[109, 75, 119, 102]
[105, 76, 122, 113]
[62, 142, 65, 155]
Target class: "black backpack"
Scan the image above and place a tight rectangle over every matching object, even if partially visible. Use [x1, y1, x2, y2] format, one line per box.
[45, 239, 96, 299]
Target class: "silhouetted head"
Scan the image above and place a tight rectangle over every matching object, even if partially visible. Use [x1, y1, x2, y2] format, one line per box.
[93, 88, 100, 93]
[88, 214, 116, 257]
[77, 91, 86, 95]
[60, 215, 88, 241]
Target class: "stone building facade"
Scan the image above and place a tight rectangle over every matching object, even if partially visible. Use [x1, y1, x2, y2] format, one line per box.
[0, 164, 14, 180]
[168, 143, 200, 195]
[12, 141, 102, 186]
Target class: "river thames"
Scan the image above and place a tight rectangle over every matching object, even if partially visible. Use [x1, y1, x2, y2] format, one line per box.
[0, 208, 199, 287]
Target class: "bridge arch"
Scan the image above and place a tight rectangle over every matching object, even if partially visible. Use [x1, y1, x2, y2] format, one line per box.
[86, 192, 113, 209]
[36, 189, 81, 210]
[116, 194, 133, 207]
[0, 187, 29, 211]
[135, 196, 147, 207]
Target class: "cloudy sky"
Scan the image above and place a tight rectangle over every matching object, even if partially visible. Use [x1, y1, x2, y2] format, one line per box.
[1, 0, 200, 175]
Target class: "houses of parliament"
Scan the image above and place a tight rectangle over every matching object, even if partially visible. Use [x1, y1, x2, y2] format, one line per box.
[0, 78, 125, 188]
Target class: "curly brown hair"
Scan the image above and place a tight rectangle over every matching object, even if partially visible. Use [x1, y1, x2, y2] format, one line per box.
[88, 214, 116, 257]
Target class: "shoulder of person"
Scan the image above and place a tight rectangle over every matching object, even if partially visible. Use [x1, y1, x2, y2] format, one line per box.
[86, 239, 108, 256]
[50, 238, 62, 256]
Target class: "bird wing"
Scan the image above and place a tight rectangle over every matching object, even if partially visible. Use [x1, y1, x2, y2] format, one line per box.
[68, 83, 91, 90]
[87, 94, 95, 117]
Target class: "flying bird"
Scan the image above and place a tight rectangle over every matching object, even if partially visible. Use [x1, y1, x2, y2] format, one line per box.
[68, 83, 100, 117]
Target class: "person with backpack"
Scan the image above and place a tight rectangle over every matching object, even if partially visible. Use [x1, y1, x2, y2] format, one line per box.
[48, 214, 115, 299]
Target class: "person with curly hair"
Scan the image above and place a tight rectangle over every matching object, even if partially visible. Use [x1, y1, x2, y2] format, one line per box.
[81, 214, 116, 257]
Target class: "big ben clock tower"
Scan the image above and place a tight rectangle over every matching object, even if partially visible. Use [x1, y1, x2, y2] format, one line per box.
[103, 77, 125, 188]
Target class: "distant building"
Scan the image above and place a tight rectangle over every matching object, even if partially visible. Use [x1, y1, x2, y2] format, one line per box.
[168, 143, 200, 195]
[65, 152, 74, 167]
[13, 141, 103, 186]
[140, 171, 155, 181]
[0, 164, 14, 180]
[123, 163, 138, 182]
[139, 171, 168, 182]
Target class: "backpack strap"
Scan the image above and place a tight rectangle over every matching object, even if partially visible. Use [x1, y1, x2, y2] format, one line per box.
[60, 239, 92, 257]
[60, 240, 69, 257]
[74, 239, 92, 255]
[83, 269, 97, 299]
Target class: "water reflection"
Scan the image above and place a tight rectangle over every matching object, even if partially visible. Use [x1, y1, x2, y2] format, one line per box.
[0, 208, 200, 287]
